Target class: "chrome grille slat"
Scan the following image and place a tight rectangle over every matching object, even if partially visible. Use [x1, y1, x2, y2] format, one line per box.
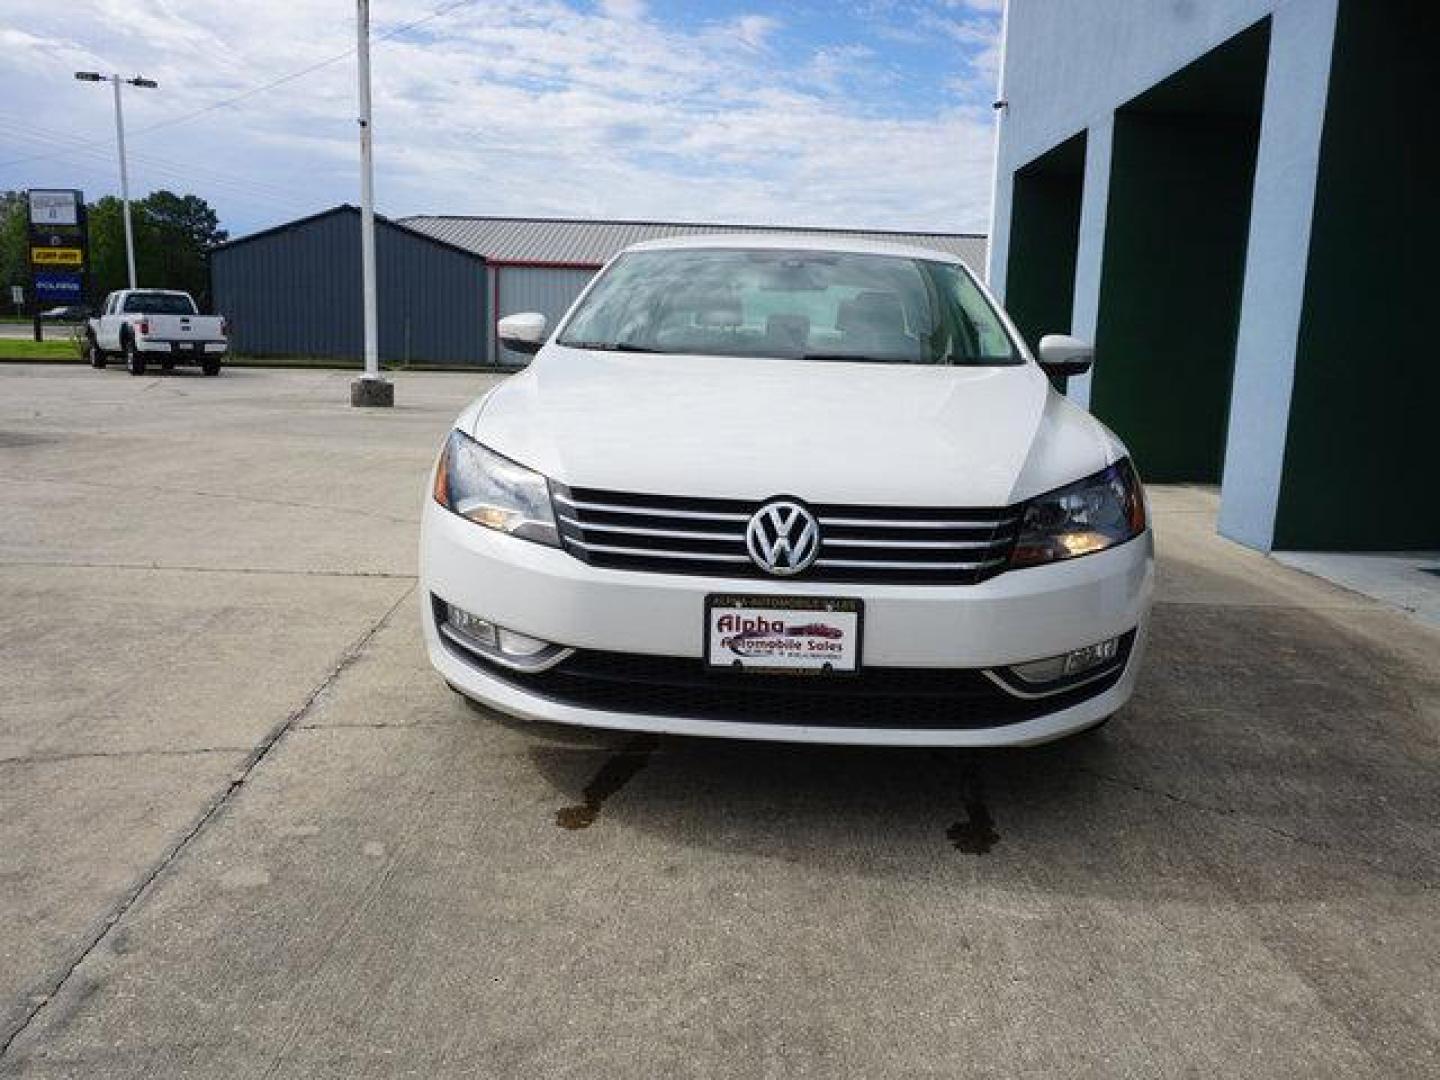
[565, 539, 750, 563]
[822, 537, 998, 550]
[819, 516, 1016, 529]
[816, 557, 1009, 571]
[558, 513, 744, 543]
[553, 483, 1017, 584]
[554, 493, 750, 522]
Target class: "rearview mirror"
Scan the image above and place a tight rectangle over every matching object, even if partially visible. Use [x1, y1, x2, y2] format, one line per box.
[497, 312, 547, 356]
[1037, 334, 1094, 377]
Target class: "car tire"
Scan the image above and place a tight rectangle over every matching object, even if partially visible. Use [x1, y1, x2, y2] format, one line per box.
[201, 359, 221, 376]
[87, 338, 106, 369]
[124, 338, 146, 376]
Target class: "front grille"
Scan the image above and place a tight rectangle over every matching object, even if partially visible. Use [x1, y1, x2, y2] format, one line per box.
[551, 484, 1020, 585]
[456, 638, 1132, 730]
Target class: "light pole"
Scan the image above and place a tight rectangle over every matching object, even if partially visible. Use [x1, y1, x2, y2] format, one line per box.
[75, 72, 156, 290]
[350, 0, 393, 407]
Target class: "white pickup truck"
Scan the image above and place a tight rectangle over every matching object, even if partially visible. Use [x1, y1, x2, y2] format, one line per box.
[86, 289, 228, 376]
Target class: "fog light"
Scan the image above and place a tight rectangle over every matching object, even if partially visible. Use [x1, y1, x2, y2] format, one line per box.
[496, 627, 550, 658]
[1009, 636, 1120, 686]
[438, 599, 574, 673]
[445, 605, 499, 650]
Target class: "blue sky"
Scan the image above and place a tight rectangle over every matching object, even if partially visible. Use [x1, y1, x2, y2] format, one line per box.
[0, 1, 1003, 238]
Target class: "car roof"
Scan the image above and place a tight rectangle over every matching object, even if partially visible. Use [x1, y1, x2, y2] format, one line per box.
[622, 232, 967, 264]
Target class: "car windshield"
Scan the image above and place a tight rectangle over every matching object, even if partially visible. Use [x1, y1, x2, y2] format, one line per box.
[123, 292, 195, 315]
[557, 248, 1020, 365]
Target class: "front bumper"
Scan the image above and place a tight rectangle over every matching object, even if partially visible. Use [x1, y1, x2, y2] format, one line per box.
[420, 500, 1154, 746]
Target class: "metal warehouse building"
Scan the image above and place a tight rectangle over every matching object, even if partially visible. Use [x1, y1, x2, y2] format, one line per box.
[211, 206, 489, 365]
[989, 0, 1435, 552]
[212, 209, 986, 369]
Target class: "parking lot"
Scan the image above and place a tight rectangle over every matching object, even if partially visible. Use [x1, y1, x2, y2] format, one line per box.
[1, 363, 1437, 1078]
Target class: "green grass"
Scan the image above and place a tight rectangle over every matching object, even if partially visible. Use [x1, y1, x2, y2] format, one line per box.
[0, 339, 81, 360]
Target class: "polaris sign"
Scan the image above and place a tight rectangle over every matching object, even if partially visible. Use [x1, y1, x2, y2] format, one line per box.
[33, 271, 85, 302]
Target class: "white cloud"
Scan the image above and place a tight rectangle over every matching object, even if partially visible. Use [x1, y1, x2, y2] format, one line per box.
[729, 14, 780, 51]
[0, 1, 998, 236]
[599, 0, 646, 20]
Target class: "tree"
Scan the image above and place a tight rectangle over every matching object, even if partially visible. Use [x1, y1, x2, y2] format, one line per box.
[0, 191, 27, 311]
[0, 189, 227, 312]
[87, 190, 228, 308]
[138, 191, 228, 307]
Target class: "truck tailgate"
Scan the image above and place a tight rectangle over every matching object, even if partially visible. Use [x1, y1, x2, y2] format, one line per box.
[147, 314, 224, 340]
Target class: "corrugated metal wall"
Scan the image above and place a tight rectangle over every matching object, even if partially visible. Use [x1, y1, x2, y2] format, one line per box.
[493, 265, 596, 366]
[212, 209, 488, 364]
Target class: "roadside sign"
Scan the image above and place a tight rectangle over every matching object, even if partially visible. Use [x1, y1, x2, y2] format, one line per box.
[28, 190, 79, 227]
[9, 286, 22, 306]
[33, 272, 84, 302]
[31, 247, 85, 266]
[25, 189, 88, 315]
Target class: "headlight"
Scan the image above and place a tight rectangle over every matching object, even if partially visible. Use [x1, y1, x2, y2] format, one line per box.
[1011, 459, 1145, 567]
[432, 428, 560, 546]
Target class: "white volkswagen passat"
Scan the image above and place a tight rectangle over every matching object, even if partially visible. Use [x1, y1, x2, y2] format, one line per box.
[421, 236, 1153, 746]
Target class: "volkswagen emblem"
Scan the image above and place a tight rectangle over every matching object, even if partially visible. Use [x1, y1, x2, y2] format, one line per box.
[745, 499, 820, 576]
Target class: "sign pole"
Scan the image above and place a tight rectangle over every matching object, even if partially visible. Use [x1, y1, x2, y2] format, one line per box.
[112, 75, 137, 289]
[350, 0, 393, 407]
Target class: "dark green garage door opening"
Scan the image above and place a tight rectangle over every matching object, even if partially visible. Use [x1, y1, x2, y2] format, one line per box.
[1273, 0, 1440, 550]
[1004, 132, 1086, 356]
[1090, 20, 1269, 483]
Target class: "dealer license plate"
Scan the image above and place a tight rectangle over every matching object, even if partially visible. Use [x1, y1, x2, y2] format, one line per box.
[705, 595, 862, 673]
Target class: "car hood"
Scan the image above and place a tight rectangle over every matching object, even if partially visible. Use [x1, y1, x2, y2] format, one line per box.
[467, 346, 1123, 507]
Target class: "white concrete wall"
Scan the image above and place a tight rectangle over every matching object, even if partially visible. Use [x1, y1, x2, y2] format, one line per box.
[1215, 0, 1339, 549]
[989, 0, 1339, 550]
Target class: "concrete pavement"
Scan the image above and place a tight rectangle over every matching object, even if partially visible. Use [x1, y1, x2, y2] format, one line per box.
[0, 365, 1436, 1078]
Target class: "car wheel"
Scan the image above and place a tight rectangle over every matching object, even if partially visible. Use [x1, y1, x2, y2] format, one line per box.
[201, 359, 221, 376]
[124, 338, 146, 376]
[87, 339, 106, 369]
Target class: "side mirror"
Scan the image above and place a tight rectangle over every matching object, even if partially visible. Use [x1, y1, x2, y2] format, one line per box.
[497, 312, 547, 356]
[1037, 334, 1094, 377]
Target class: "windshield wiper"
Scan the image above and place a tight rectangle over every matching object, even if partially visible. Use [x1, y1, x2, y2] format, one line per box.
[562, 340, 662, 353]
[940, 354, 1021, 366]
[797, 353, 903, 364]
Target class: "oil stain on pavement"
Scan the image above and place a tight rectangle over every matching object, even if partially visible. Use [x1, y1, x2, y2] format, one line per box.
[555, 734, 660, 830]
[944, 755, 1001, 854]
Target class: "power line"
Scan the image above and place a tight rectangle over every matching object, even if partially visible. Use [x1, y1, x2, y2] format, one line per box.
[0, 120, 317, 215]
[0, 0, 475, 171]
[0, 119, 306, 205]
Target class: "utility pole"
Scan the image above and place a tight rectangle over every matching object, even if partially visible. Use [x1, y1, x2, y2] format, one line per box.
[350, 0, 394, 407]
[75, 72, 156, 289]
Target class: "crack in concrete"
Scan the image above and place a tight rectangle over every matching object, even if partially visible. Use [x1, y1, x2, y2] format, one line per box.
[1071, 762, 1439, 887]
[294, 721, 452, 730]
[0, 559, 416, 581]
[0, 580, 416, 1061]
[0, 747, 252, 767]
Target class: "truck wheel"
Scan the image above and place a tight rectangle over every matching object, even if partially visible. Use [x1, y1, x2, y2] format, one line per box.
[124, 338, 147, 376]
[87, 338, 106, 369]
[201, 359, 222, 376]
